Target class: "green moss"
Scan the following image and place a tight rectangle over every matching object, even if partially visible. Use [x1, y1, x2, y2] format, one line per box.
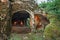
[44, 15, 60, 40]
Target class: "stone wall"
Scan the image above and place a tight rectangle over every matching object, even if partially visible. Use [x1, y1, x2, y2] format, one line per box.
[0, 0, 35, 34]
[11, 2, 35, 32]
[0, 2, 9, 40]
[0, 0, 39, 39]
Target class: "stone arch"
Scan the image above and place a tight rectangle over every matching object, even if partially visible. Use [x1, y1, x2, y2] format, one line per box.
[11, 9, 35, 33]
[11, 2, 34, 27]
[12, 9, 34, 27]
[12, 9, 34, 18]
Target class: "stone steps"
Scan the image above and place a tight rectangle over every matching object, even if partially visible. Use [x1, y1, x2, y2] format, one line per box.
[11, 26, 31, 34]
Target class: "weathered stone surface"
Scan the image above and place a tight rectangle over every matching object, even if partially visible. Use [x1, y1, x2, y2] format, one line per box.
[0, 0, 42, 40]
[0, 2, 9, 40]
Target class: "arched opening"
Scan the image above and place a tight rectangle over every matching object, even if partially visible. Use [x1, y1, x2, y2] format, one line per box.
[12, 11, 30, 26]
[11, 10, 31, 33]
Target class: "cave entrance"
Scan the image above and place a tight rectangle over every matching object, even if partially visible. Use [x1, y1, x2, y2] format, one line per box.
[12, 11, 30, 27]
[11, 10, 31, 33]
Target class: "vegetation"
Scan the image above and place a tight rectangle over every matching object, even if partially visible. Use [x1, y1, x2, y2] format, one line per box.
[39, 0, 60, 40]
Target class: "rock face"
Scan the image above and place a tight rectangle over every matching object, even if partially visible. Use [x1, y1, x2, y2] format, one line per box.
[0, 2, 9, 37]
[11, 0, 37, 32]
[0, 0, 49, 40]
[0, 0, 38, 39]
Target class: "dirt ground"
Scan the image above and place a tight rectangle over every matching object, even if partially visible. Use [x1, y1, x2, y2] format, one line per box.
[9, 32, 43, 40]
